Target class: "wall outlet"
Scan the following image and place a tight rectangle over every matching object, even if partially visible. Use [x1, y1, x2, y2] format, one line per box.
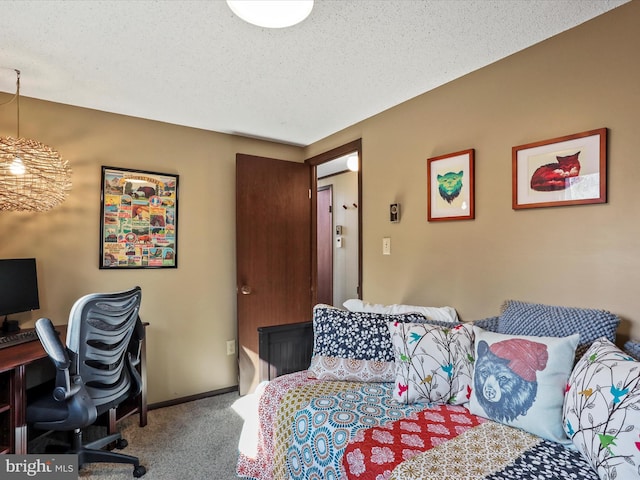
[226, 340, 236, 356]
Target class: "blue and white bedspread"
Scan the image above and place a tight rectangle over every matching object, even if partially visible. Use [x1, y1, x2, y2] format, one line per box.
[287, 382, 426, 479]
[237, 371, 598, 480]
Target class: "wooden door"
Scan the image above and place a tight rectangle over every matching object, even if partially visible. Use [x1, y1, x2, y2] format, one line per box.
[236, 154, 312, 395]
[316, 186, 333, 305]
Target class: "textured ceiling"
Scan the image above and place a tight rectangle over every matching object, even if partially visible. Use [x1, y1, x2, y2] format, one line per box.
[0, 0, 628, 146]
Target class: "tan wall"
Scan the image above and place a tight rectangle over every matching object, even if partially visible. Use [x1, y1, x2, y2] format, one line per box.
[0, 100, 303, 404]
[306, 2, 640, 343]
[1, 2, 638, 404]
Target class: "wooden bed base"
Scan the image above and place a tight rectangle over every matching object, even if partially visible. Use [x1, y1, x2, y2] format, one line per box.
[258, 321, 314, 382]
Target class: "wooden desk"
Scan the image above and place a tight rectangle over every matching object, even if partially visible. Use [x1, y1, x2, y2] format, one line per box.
[0, 324, 147, 454]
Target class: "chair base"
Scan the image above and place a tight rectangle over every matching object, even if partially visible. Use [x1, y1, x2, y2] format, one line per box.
[78, 448, 146, 478]
[63, 429, 147, 478]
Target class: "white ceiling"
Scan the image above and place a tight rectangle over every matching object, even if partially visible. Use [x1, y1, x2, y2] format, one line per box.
[0, 0, 628, 147]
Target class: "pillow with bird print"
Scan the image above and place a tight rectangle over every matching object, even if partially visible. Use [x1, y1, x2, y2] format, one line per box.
[563, 338, 640, 480]
[387, 321, 475, 405]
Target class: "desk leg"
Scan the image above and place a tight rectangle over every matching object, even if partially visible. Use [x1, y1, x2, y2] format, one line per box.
[13, 365, 27, 454]
[139, 335, 147, 428]
[107, 408, 117, 436]
[106, 328, 147, 435]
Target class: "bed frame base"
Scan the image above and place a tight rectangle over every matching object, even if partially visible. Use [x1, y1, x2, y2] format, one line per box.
[258, 321, 313, 382]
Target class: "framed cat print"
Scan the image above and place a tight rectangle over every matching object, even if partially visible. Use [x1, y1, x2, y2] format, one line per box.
[427, 149, 475, 221]
[512, 128, 607, 210]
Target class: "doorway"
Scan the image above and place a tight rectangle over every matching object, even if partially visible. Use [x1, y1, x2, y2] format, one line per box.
[307, 139, 362, 307]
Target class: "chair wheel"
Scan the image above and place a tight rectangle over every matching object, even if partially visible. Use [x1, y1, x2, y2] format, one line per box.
[115, 438, 128, 449]
[133, 465, 146, 477]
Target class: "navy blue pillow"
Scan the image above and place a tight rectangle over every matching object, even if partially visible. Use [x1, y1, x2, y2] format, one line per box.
[312, 305, 429, 362]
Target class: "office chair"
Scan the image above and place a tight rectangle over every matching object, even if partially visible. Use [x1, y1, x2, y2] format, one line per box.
[27, 286, 147, 478]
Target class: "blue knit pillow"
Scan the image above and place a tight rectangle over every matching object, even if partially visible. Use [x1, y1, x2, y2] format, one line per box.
[624, 340, 640, 360]
[471, 316, 500, 333]
[498, 300, 619, 362]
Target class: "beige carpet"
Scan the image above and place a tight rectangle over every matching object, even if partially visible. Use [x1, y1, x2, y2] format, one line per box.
[45, 391, 248, 480]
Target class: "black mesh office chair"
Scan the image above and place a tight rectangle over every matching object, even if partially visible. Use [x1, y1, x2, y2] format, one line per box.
[27, 286, 146, 478]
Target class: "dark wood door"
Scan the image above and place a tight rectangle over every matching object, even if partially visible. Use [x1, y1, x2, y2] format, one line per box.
[236, 154, 312, 395]
[316, 186, 333, 305]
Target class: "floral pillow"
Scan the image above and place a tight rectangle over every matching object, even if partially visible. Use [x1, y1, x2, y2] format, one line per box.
[387, 322, 474, 405]
[308, 304, 427, 382]
[563, 338, 640, 480]
[469, 327, 579, 444]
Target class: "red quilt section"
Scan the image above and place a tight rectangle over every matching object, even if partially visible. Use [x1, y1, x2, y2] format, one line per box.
[342, 404, 485, 479]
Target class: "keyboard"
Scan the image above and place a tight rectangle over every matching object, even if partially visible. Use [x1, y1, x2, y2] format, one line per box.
[0, 329, 39, 350]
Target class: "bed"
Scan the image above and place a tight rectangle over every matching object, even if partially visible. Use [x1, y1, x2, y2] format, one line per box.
[237, 301, 640, 480]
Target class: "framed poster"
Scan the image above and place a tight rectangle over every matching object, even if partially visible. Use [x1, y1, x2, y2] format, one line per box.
[512, 128, 607, 210]
[100, 166, 179, 268]
[427, 149, 475, 221]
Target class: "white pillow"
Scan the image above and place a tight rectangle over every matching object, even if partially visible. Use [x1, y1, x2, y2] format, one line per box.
[388, 322, 475, 405]
[469, 327, 579, 444]
[343, 299, 459, 323]
[563, 338, 640, 480]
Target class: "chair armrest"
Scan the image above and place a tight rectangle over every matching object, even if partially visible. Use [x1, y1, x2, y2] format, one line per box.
[36, 317, 82, 401]
[35, 318, 70, 370]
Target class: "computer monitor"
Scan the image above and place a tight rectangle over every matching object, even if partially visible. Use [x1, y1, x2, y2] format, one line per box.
[0, 258, 40, 326]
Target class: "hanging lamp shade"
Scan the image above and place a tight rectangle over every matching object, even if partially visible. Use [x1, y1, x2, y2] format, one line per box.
[0, 69, 72, 212]
[0, 137, 72, 211]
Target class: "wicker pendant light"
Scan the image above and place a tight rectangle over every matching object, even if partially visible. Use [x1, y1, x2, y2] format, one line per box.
[0, 69, 71, 212]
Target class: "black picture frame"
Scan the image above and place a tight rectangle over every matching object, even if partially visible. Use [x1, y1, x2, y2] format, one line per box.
[100, 166, 179, 269]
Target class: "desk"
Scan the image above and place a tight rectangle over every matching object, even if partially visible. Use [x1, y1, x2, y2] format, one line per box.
[0, 325, 147, 454]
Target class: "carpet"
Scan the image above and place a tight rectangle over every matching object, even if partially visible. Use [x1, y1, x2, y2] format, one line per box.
[41, 391, 250, 480]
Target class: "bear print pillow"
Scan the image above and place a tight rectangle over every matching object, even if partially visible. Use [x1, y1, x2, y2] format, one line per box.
[469, 327, 579, 444]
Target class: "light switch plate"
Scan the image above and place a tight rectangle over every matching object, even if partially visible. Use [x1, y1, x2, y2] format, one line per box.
[382, 237, 391, 255]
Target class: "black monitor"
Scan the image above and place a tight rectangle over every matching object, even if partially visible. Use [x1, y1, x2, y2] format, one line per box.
[0, 258, 40, 330]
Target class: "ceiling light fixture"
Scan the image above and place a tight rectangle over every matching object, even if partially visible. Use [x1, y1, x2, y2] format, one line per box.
[227, 0, 314, 28]
[0, 68, 72, 212]
[347, 154, 359, 172]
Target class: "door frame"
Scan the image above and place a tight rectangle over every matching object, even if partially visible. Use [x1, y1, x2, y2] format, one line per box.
[306, 138, 363, 306]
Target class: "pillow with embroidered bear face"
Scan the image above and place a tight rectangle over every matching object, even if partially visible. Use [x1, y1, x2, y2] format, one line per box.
[469, 327, 579, 444]
[563, 338, 640, 480]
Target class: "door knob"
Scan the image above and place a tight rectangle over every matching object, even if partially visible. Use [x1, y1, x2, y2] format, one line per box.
[240, 285, 252, 295]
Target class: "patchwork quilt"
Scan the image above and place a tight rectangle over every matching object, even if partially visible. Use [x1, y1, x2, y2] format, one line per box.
[236, 371, 599, 480]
